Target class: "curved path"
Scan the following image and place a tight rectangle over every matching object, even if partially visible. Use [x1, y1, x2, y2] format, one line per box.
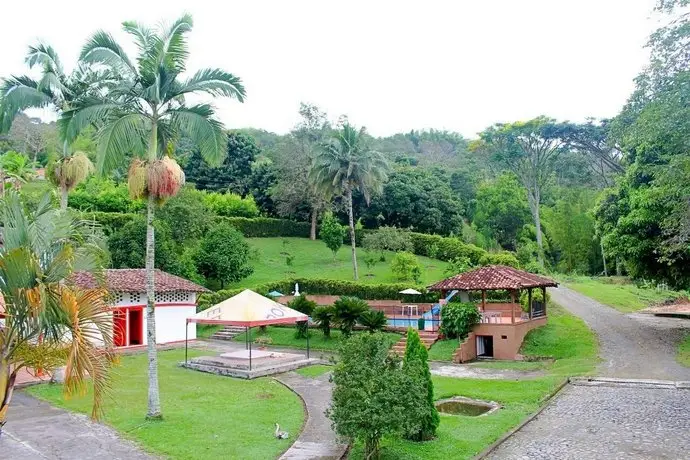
[550, 286, 690, 380]
[276, 371, 347, 460]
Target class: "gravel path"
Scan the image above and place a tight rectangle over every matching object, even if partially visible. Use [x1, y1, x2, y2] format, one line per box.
[550, 286, 690, 380]
[486, 382, 690, 459]
[0, 392, 153, 459]
[276, 371, 347, 460]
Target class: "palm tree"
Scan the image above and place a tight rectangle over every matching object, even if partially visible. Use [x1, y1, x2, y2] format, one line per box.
[310, 124, 388, 280]
[0, 151, 35, 190]
[62, 15, 245, 419]
[0, 44, 102, 209]
[0, 191, 112, 437]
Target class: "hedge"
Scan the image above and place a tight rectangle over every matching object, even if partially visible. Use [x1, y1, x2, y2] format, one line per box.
[197, 278, 440, 311]
[409, 232, 487, 265]
[81, 211, 142, 236]
[215, 216, 311, 238]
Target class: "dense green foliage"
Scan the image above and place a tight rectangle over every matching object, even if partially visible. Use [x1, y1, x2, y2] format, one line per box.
[473, 174, 530, 250]
[439, 302, 482, 340]
[216, 216, 311, 237]
[402, 329, 440, 441]
[194, 223, 253, 288]
[313, 305, 335, 337]
[332, 296, 370, 336]
[362, 226, 414, 260]
[358, 310, 388, 333]
[320, 211, 345, 259]
[390, 252, 423, 282]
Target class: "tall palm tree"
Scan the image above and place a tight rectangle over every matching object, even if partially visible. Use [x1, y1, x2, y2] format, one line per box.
[310, 124, 389, 280]
[0, 44, 102, 209]
[0, 191, 112, 436]
[62, 15, 245, 419]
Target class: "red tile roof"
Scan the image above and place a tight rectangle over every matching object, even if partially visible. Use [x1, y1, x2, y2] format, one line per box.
[70, 269, 209, 293]
[428, 265, 558, 291]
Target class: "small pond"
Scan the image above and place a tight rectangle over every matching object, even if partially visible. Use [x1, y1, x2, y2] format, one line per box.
[435, 397, 499, 416]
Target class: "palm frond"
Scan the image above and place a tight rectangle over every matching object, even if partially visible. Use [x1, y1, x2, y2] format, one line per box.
[177, 68, 245, 101]
[80, 31, 136, 77]
[122, 21, 155, 55]
[0, 76, 52, 133]
[95, 112, 149, 174]
[159, 14, 193, 72]
[59, 101, 119, 145]
[169, 104, 226, 166]
[25, 43, 65, 78]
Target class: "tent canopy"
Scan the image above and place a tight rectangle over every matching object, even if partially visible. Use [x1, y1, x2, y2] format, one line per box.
[399, 288, 422, 295]
[188, 289, 308, 327]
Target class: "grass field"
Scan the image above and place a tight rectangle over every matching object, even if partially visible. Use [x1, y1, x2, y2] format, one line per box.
[26, 349, 303, 460]
[295, 365, 333, 378]
[232, 326, 402, 351]
[229, 237, 448, 288]
[678, 334, 690, 367]
[563, 276, 684, 313]
[428, 338, 458, 361]
[348, 302, 598, 459]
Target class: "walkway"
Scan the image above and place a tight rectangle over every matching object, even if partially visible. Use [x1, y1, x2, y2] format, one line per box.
[429, 361, 546, 380]
[0, 392, 153, 460]
[276, 371, 347, 460]
[550, 286, 690, 380]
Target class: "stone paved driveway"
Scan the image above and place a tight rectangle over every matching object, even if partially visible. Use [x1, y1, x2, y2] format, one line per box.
[0, 392, 153, 459]
[487, 382, 690, 459]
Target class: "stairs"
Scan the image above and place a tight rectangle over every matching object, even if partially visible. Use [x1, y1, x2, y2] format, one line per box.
[391, 330, 439, 355]
[210, 325, 247, 341]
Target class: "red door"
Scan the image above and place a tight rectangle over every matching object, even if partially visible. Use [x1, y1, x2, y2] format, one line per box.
[128, 308, 143, 345]
[113, 309, 126, 347]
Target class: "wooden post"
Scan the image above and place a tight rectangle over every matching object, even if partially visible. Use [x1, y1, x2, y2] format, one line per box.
[481, 290, 486, 311]
[510, 290, 515, 324]
[528, 288, 533, 320]
[542, 286, 547, 316]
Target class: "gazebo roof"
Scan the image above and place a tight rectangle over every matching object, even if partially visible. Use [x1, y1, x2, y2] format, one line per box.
[428, 265, 558, 291]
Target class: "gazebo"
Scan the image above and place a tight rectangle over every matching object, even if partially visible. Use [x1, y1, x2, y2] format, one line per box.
[185, 289, 310, 374]
[428, 265, 558, 361]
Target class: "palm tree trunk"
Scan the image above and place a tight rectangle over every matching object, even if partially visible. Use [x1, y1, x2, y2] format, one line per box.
[0, 360, 17, 438]
[346, 186, 359, 280]
[310, 207, 318, 240]
[60, 185, 68, 211]
[145, 121, 162, 420]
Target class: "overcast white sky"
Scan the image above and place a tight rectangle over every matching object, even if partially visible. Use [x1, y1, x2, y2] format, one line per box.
[0, 0, 661, 138]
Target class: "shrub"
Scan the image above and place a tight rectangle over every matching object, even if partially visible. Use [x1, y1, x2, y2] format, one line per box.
[391, 252, 422, 281]
[444, 256, 474, 276]
[82, 211, 140, 236]
[479, 251, 520, 268]
[202, 191, 260, 217]
[362, 226, 413, 260]
[403, 329, 439, 441]
[358, 310, 387, 333]
[215, 216, 311, 237]
[69, 177, 143, 213]
[328, 333, 414, 460]
[333, 296, 370, 336]
[289, 295, 317, 339]
[439, 302, 481, 339]
[194, 223, 254, 288]
[313, 306, 335, 338]
[158, 186, 213, 243]
[409, 232, 487, 265]
[320, 211, 345, 259]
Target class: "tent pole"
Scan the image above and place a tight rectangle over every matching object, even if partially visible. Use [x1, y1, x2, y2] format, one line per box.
[249, 327, 252, 371]
[245, 326, 248, 350]
[185, 320, 189, 365]
[306, 321, 310, 360]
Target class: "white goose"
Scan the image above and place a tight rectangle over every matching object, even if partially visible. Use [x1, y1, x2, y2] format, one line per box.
[275, 423, 289, 439]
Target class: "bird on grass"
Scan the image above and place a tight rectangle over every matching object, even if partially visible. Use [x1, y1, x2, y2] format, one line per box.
[275, 423, 289, 439]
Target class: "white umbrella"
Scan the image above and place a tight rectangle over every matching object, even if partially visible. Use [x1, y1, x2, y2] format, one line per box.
[399, 288, 422, 295]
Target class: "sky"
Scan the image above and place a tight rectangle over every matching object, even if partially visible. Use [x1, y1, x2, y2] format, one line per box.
[0, 0, 662, 138]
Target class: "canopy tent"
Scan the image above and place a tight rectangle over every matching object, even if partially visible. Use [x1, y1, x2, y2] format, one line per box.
[185, 289, 309, 369]
[267, 290, 284, 297]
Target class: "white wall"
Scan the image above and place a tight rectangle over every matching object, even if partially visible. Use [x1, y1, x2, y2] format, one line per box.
[152, 306, 197, 344]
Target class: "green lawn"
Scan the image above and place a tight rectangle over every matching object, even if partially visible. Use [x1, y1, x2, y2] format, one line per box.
[349, 302, 599, 459]
[25, 349, 304, 459]
[232, 326, 402, 351]
[295, 365, 333, 378]
[471, 361, 547, 371]
[563, 276, 684, 313]
[196, 324, 222, 338]
[230, 237, 448, 288]
[678, 334, 690, 367]
[428, 339, 458, 361]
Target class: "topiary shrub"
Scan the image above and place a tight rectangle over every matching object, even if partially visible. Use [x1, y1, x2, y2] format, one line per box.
[439, 302, 481, 339]
[358, 310, 387, 333]
[333, 296, 370, 336]
[402, 328, 439, 441]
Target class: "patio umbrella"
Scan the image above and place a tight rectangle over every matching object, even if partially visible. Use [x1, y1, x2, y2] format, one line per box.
[267, 291, 284, 297]
[399, 288, 422, 295]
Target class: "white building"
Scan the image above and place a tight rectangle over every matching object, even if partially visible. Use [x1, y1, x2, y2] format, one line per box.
[72, 269, 207, 348]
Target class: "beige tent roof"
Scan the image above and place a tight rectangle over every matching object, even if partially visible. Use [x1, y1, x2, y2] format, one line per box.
[188, 289, 308, 327]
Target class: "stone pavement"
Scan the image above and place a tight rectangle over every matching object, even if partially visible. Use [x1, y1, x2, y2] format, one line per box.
[486, 381, 690, 459]
[276, 371, 347, 460]
[550, 286, 690, 380]
[0, 392, 153, 459]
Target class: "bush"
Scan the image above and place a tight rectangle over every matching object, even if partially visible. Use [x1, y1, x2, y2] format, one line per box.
[403, 329, 439, 441]
[215, 216, 311, 237]
[158, 186, 213, 243]
[444, 256, 473, 276]
[439, 302, 481, 339]
[358, 310, 387, 333]
[69, 177, 144, 213]
[519, 288, 550, 312]
[289, 296, 317, 339]
[409, 232, 487, 265]
[479, 251, 520, 268]
[83, 211, 140, 236]
[320, 211, 345, 259]
[362, 226, 414, 260]
[391, 252, 422, 282]
[194, 223, 254, 288]
[202, 191, 260, 217]
[313, 306, 335, 338]
[333, 296, 370, 336]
